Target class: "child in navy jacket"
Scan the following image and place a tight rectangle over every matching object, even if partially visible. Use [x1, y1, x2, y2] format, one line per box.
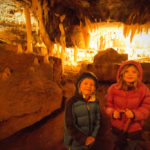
[64, 72, 100, 150]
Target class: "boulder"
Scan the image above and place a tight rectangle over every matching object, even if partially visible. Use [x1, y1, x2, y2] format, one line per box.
[94, 48, 128, 64]
[80, 49, 150, 82]
[0, 48, 63, 140]
[80, 48, 127, 82]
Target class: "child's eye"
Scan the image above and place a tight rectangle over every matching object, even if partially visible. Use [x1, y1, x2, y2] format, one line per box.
[132, 71, 137, 74]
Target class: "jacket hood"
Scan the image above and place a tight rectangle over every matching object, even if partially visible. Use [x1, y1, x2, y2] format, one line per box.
[75, 71, 98, 94]
[117, 60, 143, 83]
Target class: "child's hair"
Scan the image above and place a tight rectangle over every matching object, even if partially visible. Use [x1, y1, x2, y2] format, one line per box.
[117, 64, 139, 91]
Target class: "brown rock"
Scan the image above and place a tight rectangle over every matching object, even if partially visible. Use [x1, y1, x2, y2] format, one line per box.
[62, 79, 76, 100]
[94, 48, 128, 64]
[0, 49, 63, 140]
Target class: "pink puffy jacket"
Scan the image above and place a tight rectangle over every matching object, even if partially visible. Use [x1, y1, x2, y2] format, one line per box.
[105, 60, 150, 133]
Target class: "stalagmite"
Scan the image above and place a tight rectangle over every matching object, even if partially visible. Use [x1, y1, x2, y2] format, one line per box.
[41, 47, 48, 56]
[34, 57, 39, 65]
[44, 55, 50, 64]
[17, 44, 23, 53]
[24, 7, 33, 53]
[1, 67, 11, 80]
[29, 66, 35, 73]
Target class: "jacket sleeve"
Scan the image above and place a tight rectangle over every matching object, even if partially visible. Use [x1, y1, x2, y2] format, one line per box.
[65, 98, 88, 145]
[105, 85, 115, 118]
[91, 100, 100, 138]
[133, 85, 150, 121]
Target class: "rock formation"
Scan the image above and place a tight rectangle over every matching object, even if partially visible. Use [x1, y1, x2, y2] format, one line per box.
[0, 45, 63, 140]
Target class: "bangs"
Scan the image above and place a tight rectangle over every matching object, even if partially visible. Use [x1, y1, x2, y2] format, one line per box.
[117, 64, 139, 91]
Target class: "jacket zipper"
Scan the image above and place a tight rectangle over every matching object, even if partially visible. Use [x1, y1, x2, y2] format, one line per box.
[86, 102, 91, 135]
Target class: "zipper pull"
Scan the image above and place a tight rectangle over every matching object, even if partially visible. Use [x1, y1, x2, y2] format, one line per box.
[86, 103, 90, 110]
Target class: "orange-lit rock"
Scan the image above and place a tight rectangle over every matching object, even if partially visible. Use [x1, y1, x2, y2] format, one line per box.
[0, 46, 63, 140]
[94, 48, 128, 64]
[79, 48, 127, 81]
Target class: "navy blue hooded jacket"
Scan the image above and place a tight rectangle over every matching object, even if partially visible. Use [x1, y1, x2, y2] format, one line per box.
[64, 72, 100, 149]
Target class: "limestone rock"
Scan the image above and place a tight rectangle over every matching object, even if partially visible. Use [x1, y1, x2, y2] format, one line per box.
[0, 48, 63, 140]
[49, 56, 62, 85]
[94, 48, 128, 64]
[80, 48, 127, 82]
[80, 49, 150, 82]
[62, 79, 76, 100]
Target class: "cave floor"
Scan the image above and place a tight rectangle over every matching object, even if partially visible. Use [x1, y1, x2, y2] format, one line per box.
[0, 103, 150, 150]
[0, 48, 149, 150]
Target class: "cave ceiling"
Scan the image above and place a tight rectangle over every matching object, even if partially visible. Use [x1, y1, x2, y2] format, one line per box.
[0, 0, 150, 48]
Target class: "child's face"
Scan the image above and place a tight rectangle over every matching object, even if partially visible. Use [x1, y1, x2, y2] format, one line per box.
[79, 78, 95, 97]
[123, 66, 138, 84]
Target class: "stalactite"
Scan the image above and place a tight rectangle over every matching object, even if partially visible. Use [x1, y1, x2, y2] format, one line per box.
[145, 22, 150, 34]
[59, 23, 65, 45]
[137, 24, 141, 34]
[50, 0, 55, 7]
[85, 17, 92, 31]
[32, 0, 53, 57]
[42, 0, 49, 25]
[59, 14, 66, 73]
[81, 18, 90, 49]
[123, 24, 130, 38]
[130, 24, 136, 43]
[24, 7, 33, 53]
[82, 26, 90, 49]
[123, 24, 127, 38]
[139, 25, 143, 33]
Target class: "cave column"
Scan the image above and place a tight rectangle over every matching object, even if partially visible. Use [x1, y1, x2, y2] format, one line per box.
[24, 7, 33, 53]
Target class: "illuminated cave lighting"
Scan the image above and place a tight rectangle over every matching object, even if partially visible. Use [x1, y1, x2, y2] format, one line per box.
[89, 22, 150, 61]
[56, 22, 150, 66]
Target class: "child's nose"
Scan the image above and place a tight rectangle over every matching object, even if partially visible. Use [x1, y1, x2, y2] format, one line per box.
[87, 84, 92, 88]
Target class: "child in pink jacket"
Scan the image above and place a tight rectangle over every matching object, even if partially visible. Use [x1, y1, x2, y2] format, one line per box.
[105, 60, 150, 150]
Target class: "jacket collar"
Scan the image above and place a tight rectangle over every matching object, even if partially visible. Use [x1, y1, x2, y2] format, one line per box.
[75, 93, 96, 102]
